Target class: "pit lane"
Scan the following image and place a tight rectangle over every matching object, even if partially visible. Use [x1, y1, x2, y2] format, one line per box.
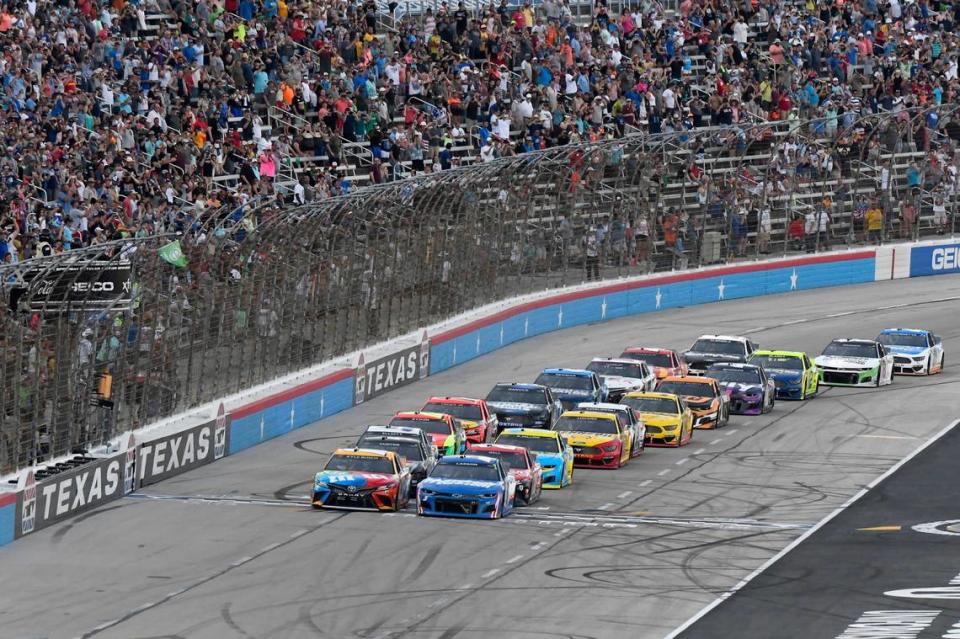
[2, 276, 960, 639]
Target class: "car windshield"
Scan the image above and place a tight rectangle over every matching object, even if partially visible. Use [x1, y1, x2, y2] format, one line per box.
[751, 354, 803, 371]
[357, 438, 423, 461]
[486, 386, 547, 404]
[476, 450, 528, 470]
[708, 368, 761, 384]
[621, 351, 673, 367]
[389, 417, 450, 435]
[621, 396, 679, 414]
[822, 341, 878, 358]
[554, 415, 619, 434]
[422, 402, 483, 421]
[430, 462, 500, 481]
[658, 381, 716, 397]
[496, 434, 560, 453]
[534, 373, 594, 390]
[691, 339, 746, 355]
[877, 333, 928, 347]
[587, 361, 644, 378]
[325, 454, 395, 474]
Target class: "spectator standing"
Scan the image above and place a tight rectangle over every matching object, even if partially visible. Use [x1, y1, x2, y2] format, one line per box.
[866, 203, 884, 245]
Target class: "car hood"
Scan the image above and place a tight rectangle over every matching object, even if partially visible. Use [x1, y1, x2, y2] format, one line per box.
[559, 431, 618, 447]
[684, 352, 745, 363]
[885, 345, 929, 356]
[600, 375, 644, 389]
[815, 356, 879, 369]
[315, 471, 396, 488]
[418, 477, 502, 495]
[718, 382, 764, 395]
[532, 452, 564, 468]
[486, 401, 547, 415]
[766, 368, 804, 381]
[640, 413, 682, 428]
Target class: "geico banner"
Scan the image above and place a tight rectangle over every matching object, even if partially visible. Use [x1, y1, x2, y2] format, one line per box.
[138, 404, 230, 487]
[10, 260, 133, 312]
[355, 335, 430, 404]
[910, 243, 960, 277]
[14, 452, 131, 538]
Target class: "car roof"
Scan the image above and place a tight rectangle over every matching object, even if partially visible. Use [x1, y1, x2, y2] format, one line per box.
[753, 350, 806, 358]
[623, 391, 681, 401]
[438, 454, 498, 466]
[495, 382, 547, 391]
[590, 357, 645, 366]
[829, 338, 879, 345]
[694, 334, 749, 343]
[392, 411, 451, 422]
[331, 448, 398, 460]
[364, 435, 423, 446]
[540, 368, 594, 377]
[425, 396, 484, 406]
[662, 375, 714, 384]
[708, 362, 762, 370]
[560, 410, 619, 421]
[623, 346, 675, 354]
[364, 425, 425, 437]
[469, 443, 529, 454]
[578, 402, 631, 412]
[498, 428, 560, 439]
[879, 328, 930, 335]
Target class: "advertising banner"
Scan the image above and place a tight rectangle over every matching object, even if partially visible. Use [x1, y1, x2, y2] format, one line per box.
[910, 243, 960, 277]
[9, 261, 134, 312]
[138, 404, 230, 487]
[355, 334, 430, 404]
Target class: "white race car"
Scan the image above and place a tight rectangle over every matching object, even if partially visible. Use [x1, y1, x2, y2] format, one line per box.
[876, 328, 945, 376]
[585, 357, 657, 402]
[815, 339, 894, 387]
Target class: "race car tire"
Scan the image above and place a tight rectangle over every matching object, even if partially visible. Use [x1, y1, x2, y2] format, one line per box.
[874, 371, 881, 387]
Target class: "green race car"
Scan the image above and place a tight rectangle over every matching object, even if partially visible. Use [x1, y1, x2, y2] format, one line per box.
[749, 350, 819, 400]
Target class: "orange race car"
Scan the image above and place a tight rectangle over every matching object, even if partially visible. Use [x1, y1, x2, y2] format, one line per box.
[621, 347, 688, 380]
[656, 376, 730, 429]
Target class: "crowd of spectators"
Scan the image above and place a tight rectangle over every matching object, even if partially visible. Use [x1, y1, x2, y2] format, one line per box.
[1, 0, 960, 268]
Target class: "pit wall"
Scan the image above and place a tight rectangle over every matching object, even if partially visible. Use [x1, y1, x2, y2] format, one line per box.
[1, 239, 956, 548]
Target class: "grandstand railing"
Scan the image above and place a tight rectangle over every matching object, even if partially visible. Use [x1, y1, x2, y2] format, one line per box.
[1, 108, 959, 475]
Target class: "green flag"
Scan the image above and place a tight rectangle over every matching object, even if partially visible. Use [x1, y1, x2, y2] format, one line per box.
[159, 240, 188, 267]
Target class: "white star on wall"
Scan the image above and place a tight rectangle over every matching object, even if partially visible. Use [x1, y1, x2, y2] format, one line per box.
[718, 280, 726, 300]
[655, 288, 662, 309]
[557, 306, 564, 327]
[601, 298, 608, 319]
[790, 269, 799, 290]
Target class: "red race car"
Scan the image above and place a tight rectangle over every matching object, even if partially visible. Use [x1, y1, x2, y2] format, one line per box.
[467, 443, 543, 505]
[421, 396, 499, 444]
[620, 347, 688, 380]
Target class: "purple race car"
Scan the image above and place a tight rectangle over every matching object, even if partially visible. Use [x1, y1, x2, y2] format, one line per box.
[705, 362, 775, 415]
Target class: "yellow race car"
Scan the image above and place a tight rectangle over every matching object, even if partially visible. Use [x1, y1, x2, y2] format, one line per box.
[494, 428, 574, 488]
[619, 391, 693, 447]
[552, 410, 634, 469]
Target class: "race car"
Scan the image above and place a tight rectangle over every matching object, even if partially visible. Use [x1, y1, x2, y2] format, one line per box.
[620, 391, 693, 447]
[876, 328, 945, 376]
[657, 376, 730, 429]
[620, 346, 688, 379]
[815, 339, 895, 387]
[421, 396, 499, 443]
[495, 427, 574, 489]
[749, 350, 820, 400]
[705, 362, 776, 415]
[484, 383, 563, 432]
[417, 455, 517, 520]
[389, 412, 467, 456]
[312, 448, 411, 511]
[355, 429, 436, 496]
[577, 402, 645, 457]
[468, 443, 543, 505]
[553, 410, 634, 469]
[585, 357, 657, 401]
[357, 425, 438, 459]
[534, 368, 608, 409]
[683, 335, 757, 375]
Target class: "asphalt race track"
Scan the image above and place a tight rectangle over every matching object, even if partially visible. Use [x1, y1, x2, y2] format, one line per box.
[3, 276, 960, 639]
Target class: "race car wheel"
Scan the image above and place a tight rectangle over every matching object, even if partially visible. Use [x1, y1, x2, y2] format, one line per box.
[874, 371, 881, 387]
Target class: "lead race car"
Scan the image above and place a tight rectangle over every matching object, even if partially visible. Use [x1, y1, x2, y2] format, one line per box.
[876, 328, 945, 376]
[815, 338, 895, 387]
[312, 449, 411, 511]
[417, 455, 517, 519]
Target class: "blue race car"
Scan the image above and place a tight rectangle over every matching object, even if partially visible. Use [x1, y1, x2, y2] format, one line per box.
[534, 368, 608, 410]
[876, 328, 945, 376]
[417, 455, 517, 519]
[484, 383, 563, 433]
[494, 428, 575, 489]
